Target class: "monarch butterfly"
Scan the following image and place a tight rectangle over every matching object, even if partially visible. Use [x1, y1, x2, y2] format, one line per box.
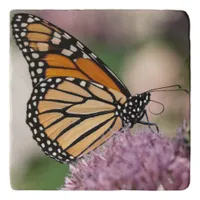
[11, 13, 187, 164]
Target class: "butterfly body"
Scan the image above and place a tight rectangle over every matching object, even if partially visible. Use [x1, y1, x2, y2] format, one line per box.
[115, 93, 151, 128]
[12, 13, 153, 163]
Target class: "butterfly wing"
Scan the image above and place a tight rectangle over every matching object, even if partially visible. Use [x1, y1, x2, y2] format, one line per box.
[27, 77, 126, 163]
[11, 13, 131, 96]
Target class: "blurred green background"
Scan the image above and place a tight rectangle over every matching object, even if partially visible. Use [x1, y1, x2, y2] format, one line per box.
[10, 10, 190, 190]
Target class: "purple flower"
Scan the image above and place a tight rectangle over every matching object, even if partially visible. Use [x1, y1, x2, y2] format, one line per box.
[63, 125, 190, 190]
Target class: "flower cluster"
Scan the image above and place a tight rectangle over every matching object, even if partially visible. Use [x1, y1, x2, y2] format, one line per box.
[63, 125, 190, 190]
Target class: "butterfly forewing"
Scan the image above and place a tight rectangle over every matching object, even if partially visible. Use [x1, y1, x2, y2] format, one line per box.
[11, 13, 130, 96]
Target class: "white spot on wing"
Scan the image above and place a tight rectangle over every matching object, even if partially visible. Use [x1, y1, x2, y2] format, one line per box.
[61, 49, 73, 56]
[47, 78, 52, 82]
[26, 56, 30, 61]
[76, 41, 84, 49]
[41, 88, 46, 93]
[41, 143, 45, 148]
[54, 32, 61, 38]
[34, 17, 40, 21]
[83, 53, 90, 59]
[37, 68, 43, 74]
[62, 152, 67, 156]
[39, 62, 44, 67]
[40, 133, 45, 137]
[123, 109, 127, 113]
[63, 33, 71, 39]
[117, 105, 121, 109]
[24, 42, 29, 46]
[40, 83, 47, 87]
[70, 45, 77, 52]
[31, 71, 35, 77]
[33, 129, 37, 134]
[90, 53, 97, 58]
[65, 77, 74, 81]
[27, 18, 34, 23]
[48, 147, 53, 152]
[32, 53, 39, 59]
[53, 142, 57, 146]
[51, 37, 61, 45]
[80, 81, 86, 87]
[58, 156, 63, 160]
[34, 89, 38, 93]
[21, 23, 28, 27]
[56, 78, 62, 83]
[21, 32, 26, 37]
[53, 152, 57, 156]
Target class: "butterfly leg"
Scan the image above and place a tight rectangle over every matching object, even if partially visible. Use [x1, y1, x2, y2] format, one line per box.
[138, 121, 159, 133]
[138, 111, 159, 133]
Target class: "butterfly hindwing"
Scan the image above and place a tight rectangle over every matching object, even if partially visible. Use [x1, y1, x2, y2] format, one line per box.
[11, 13, 131, 96]
[26, 77, 125, 163]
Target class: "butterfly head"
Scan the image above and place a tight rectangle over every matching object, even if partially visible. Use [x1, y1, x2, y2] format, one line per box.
[120, 92, 151, 127]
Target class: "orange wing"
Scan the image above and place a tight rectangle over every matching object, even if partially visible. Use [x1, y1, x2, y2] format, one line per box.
[26, 77, 126, 163]
[12, 13, 131, 96]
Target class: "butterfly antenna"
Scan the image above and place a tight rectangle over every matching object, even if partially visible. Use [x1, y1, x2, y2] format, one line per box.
[147, 84, 189, 94]
[149, 100, 165, 115]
